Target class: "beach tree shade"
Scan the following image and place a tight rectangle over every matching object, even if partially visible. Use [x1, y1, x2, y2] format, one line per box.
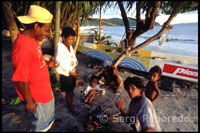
[2, 1, 101, 50]
[66, 1, 102, 53]
[2, 1, 54, 44]
[113, 1, 198, 67]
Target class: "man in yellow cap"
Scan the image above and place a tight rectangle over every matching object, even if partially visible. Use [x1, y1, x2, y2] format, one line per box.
[11, 5, 60, 131]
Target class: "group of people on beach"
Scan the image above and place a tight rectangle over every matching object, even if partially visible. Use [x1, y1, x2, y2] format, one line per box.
[11, 5, 163, 132]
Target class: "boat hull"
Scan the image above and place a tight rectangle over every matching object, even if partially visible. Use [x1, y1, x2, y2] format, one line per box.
[77, 43, 198, 83]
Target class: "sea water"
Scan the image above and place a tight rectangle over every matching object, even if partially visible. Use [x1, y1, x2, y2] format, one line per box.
[83, 23, 198, 57]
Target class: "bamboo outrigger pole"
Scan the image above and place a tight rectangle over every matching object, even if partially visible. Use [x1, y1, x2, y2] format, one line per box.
[86, 17, 118, 26]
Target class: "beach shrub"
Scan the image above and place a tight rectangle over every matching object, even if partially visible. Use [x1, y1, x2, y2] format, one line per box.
[94, 30, 112, 44]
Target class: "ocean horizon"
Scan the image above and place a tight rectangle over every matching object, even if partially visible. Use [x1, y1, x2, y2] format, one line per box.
[80, 22, 198, 57]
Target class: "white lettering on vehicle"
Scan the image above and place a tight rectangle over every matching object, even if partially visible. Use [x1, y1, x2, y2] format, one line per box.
[173, 68, 198, 77]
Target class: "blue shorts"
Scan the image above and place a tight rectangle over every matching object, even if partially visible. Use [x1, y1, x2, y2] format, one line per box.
[32, 96, 55, 131]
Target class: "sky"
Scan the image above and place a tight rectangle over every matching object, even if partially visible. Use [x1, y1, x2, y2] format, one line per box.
[91, 7, 198, 25]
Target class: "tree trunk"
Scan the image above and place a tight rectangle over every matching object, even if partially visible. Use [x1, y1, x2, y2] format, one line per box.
[129, 2, 160, 48]
[117, 1, 130, 37]
[2, 1, 19, 45]
[54, 1, 62, 82]
[99, 3, 102, 43]
[74, 14, 80, 54]
[114, 2, 184, 67]
[54, 1, 62, 56]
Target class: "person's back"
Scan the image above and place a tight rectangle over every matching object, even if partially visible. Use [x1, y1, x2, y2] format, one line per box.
[145, 81, 159, 102]
[145, 65, 162, 103]
[99, 65, 122, 95]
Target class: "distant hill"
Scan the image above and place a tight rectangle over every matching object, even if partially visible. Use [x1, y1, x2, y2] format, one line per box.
[81, 18, 160, 26]
[172, 22, 198, 26]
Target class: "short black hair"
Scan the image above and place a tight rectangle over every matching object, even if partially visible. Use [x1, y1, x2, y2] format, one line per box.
[23, 22, 45, 29]
[61, 27, 76, 38]
[90, 75, 99, 84]
[124, 76, 144, 90]
[149, 65, 162, 77]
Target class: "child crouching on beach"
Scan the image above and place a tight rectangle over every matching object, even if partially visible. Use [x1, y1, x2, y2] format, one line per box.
[145, 65, 162, 104]
[98, 65, 122, 95]
[84, 76, 105, 104]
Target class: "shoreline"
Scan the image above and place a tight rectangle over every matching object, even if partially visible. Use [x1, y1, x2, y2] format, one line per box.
[2, 37, 198, 132]
[80, 24, 198, 58]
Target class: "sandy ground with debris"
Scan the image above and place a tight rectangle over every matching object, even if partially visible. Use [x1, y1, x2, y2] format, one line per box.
[2, 37, 198, 132]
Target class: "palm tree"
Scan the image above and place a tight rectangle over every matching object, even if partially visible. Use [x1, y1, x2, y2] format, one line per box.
[65, 1, 101, 53]
[3, 1, 100, 47]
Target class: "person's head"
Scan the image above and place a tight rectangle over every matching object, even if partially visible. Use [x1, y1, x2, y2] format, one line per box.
[90, 76, 99, 88]
[61, 27, 77, 48]
[124, 76, 144, 98]
[17, 5, 53, 41]
[102, 60, 112, 68]
[148, 65, 162, 82]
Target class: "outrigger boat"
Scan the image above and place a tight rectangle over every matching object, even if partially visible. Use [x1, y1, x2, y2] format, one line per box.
[77, 41, 198, 83]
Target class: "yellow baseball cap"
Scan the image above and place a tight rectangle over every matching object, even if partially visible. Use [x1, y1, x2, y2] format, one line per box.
[18, 5, 53, 24]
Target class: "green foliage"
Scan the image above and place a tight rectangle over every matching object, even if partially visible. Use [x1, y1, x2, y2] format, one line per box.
[3, 1, 197, 30]
[49, 68, 61, 88]
[94, 30, 112, 43]
[160, 1, 198, 15]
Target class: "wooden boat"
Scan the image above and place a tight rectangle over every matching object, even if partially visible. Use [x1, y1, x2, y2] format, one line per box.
[77, 42, 198, 83]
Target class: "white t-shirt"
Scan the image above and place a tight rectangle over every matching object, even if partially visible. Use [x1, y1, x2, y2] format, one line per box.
[84, 85, 105, 96]
[128, 96, 162, 132]
[54, 41, 78, 76]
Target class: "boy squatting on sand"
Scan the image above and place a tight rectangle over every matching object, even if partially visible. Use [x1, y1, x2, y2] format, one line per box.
[84, 76, 105, 104]
[145, 65, 162, 103]
[98, 65, 122, 95]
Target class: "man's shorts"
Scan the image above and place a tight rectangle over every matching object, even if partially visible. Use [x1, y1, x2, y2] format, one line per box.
[60, 74, 76, 93]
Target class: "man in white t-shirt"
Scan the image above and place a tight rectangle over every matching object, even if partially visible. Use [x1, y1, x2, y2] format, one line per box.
[54, 27, 79, 115]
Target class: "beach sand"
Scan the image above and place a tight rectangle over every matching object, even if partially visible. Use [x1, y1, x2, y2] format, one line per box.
[2, 37, 198, 132]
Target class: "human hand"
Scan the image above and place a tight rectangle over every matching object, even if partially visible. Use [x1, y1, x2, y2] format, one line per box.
[115, 98, 125, 112]
[47, 61, 54, 67]
[100, 84, 107, 88]
[70, 71, 78, 77]
[26, 97, 36, 112]
[99, 90, 103, 94]
[76, 69, 79, 76]
[47, 61, 59, 68]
